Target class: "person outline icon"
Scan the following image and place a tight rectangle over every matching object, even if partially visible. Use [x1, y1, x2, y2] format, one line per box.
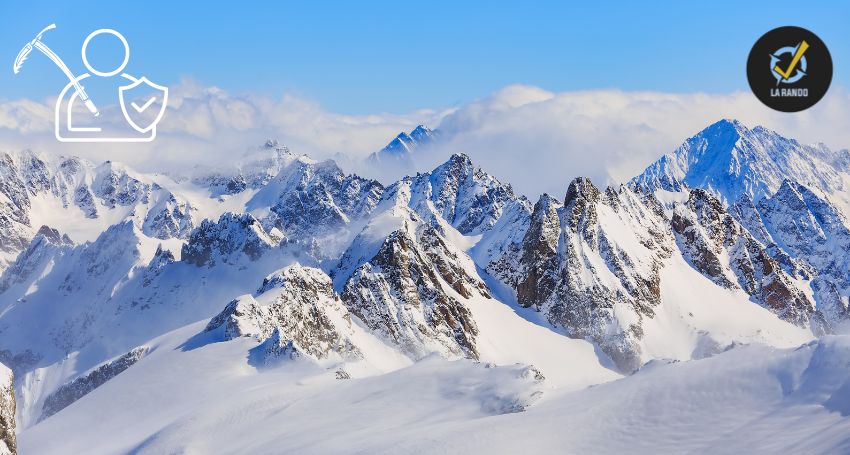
[15, 25, 170, 143]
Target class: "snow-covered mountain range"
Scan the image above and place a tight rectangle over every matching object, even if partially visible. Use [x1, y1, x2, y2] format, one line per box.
[2, 119, 850, 454]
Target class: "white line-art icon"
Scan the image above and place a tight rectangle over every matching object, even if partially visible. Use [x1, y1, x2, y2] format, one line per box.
[13, 24, 168, 143]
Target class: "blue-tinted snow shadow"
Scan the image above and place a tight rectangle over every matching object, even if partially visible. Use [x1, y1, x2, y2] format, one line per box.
[476, 264, 565, 332]
[475, 265, 620, 373]
[177, 327, 223, 352]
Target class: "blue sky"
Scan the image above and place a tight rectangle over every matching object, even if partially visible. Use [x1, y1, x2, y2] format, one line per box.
[0, 0, 847, 114]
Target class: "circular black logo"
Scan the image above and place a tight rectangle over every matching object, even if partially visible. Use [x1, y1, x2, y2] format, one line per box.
[747, 26, 832, 112]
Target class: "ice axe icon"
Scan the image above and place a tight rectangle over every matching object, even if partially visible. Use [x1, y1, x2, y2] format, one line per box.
[13, 23, 100, 117]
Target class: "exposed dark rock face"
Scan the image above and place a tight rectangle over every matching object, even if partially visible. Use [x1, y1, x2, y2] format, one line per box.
[0, 226, 74, 294]
[3, 125, 850, 444]
[142, 193, 194, 239]
[330, 154, 514, 361]
[516, 194, 561, 309]
[334, 369, 351, 380]
[196, 171, 248, 196]
[256, 159, 384, 241]
[142, 245, 175, 287]
[256, 329, 302, 365]
[756, 181, 850, 323]
[341, 224, 482, 360]
[508, 179, 673, 372]
[87, 162, 195, 239]
[632, 120, 850, 328]
[205, 266, 361, 362]
[429, 154, 514, 234]
[420, 226, 491, 299]
[182, 213, 281, 266]
[0, 363, 14, 455]
[673, 189, 823, 330]
[91, 162, 150, 208]
[40, 347, 148, 422]
[405, 153, 517, 235]
[34, 225, 73, 246]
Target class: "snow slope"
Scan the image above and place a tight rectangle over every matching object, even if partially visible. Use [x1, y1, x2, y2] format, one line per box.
[19, 315, 608, 455]
[3, 119, 850, 454]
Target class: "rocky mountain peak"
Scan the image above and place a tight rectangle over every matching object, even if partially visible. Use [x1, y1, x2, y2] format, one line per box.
[182, 213, 281, 267]
[248, 157, 384, 253]
[3, 119, 850, 446]
[205, 264, 361, 363]
[770, 179, 808, 210]
[404, 153, 515, 235]
[441, 152, 473, 170]
[410, 125, 435, 142]
[0, 148, 196, 264]
[564, 177, 601, 207]
[34, 226, 73, 246]
[530, 193, 560, 224]
[516, 194, 561, 308]
[257, 265, 337, 301]
[705, 117, 747, 137]
[671, 187, 826, 330]
[684, 188, 727, 221]
[0, 226, 76, 295]
[368, 125, 438, 164]
[340, 222, 482, 360]
[632, 119, 850, 208]
[563, 177, 601, 231]
[263, 138, 284, 150]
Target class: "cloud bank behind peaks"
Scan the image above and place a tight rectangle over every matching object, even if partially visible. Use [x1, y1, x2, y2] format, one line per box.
[412, 85, 850, 198]
[0, 77, 450, 174]
[1, 80, 849, 199]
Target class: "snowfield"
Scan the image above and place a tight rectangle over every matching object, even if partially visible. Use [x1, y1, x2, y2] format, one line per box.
[3, 119, 850, 454]
[19, 322, 850, 454]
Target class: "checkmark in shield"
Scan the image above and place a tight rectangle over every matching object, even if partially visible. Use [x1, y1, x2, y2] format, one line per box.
[119, 76, 168, 133]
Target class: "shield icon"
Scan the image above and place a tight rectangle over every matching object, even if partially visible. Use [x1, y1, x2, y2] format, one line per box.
[119, 76, 168, 133]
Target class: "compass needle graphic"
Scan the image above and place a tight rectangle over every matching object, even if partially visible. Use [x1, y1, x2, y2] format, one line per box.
[748, 27, 831, 113]
[773, 40, 809, 81]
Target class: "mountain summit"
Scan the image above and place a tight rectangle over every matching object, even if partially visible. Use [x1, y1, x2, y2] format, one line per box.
[367, 125, 437, 165]
[632, 119, 850, 210]
[3, 119, 850, 454]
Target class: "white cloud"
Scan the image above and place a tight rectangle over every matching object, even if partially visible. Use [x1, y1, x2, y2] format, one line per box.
[0, 81, 848, 199]
[0, 77, 449, 175]
[408, 85, 850, 198]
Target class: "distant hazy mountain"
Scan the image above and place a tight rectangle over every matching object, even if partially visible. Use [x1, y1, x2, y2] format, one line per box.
[3, 120, 850, 454]
[367, 125, 437, 166]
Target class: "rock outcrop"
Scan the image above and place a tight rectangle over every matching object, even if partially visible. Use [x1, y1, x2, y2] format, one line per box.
[341, 224, 484, 360]
[672, 189, 823, 330]
[632, 120, 850, 327]
[182, 213, 282, 266]
[40, 347, 147, 422]
[205, 265, 362, 363]
[0, 364, 14, 455]
[507, 179, 672, 372]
